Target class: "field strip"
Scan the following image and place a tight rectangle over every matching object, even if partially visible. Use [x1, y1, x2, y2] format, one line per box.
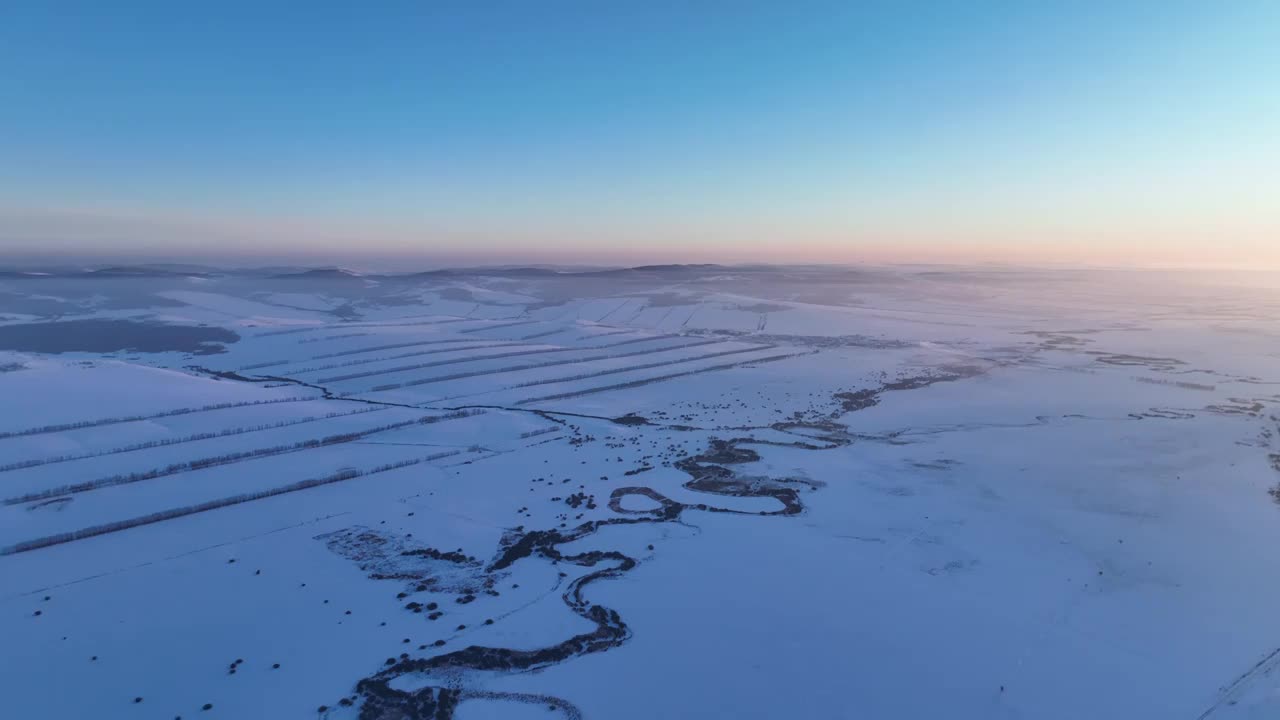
[4, 411, 480, 506]
[521, 327, 630, 342]
[2, 449, 472, 556]
[367, 338, 723, 392]
[338, 318, 479, 329]
[253, 325, 333, 338]
[457, 319, 542, 334]
[0, 397, 318, 441]
[316, 346, 570, 383]
[0, 406, 391, 473]
[254, 317, 474, 338]
[239, 337, 502, 371]
[594, 298, 634, 323]
[296, 331, 369, 344]
[4, 511, 352, 601]
[286, 342, 520, 375]
[309, 336, 492, 359]
[501, 344, 775, 391]
[514, 351, 809, 405]
[1195, 646, 1280, 720]
[430, 343, 777, 402]
[317, 334, 678, 384]
[517, 328, 565, 340]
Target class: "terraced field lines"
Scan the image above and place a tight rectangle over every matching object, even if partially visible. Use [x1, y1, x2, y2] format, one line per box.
[594, 298, 633, 323]
[3, 449, 471, 555]
[458, 319, 541, 334]
[6, 411, 481, 506]
[309, 337, 486, 360]
[514, 351, 809, 404]
[334, 318, 473, 330]
[316, 347, 562, 384]
[505, 344, 776, 390]
[0, 397, 318, 441]
[518, 328, 568, 341]
[0, 406, 391, 473]
[315, 334, 676, 385]
[370, 338, 721, 392]
[239, 338, 502, 371]
[253, 318, 475, 343]
[253, 325, 328, 338]
[286, 342, 520, 376]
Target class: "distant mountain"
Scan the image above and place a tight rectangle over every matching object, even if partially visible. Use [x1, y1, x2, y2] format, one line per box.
[579, 263, 786, 277]
[83, 265, 214, 278]
[0, 270, 50, 279]
[388, 267, 567, 280]
[269, 268, 364, 280]
[130, 263, 225, 275]
[383, 263, 792, 280]
[0, 264, 216, 279]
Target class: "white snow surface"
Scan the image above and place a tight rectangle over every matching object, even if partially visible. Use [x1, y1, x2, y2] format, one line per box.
[2, 265, 1280, 719]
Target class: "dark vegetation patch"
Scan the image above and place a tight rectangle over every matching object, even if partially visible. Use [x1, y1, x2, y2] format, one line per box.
[1018, 330, 1097, 350]
[1203, 399, 1267, 417]
[1086, 351, 1186, 370]
[835, 366, 984, 414]
[1269, 455, 1280, 506]
[1134, 376, 1216, 392]
[319, 527, 497, 597]
[0, 319, 238, 355]
[1130, 408, 1197, 420]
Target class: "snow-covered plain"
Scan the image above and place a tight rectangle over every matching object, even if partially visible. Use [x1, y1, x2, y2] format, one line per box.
[2, 264, 1279, 719]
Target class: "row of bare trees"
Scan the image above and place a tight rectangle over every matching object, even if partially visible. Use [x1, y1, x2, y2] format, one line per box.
[0, 396, 316, 441]
[0, 406, 391, 473]
[7, 410, 482, 505]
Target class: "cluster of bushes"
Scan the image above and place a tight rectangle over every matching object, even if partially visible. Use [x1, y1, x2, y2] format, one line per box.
[1134, 376, 1217, 391]
[519, 427, 560, 439]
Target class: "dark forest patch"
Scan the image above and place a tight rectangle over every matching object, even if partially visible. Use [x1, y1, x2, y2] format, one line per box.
[0, 319, 238, 355]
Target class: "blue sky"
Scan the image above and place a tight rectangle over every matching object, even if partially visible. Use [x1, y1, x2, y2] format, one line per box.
[1, 1, 1276, 267]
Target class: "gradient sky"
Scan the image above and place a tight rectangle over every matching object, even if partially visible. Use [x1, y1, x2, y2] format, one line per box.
[1, 1, 1277, 268]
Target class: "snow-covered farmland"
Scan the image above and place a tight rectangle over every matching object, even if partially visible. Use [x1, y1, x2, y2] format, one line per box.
[2, 265, 1280, 719]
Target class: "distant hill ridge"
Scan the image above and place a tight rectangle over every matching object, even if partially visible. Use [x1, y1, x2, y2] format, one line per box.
[0, 262, 798, 280]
